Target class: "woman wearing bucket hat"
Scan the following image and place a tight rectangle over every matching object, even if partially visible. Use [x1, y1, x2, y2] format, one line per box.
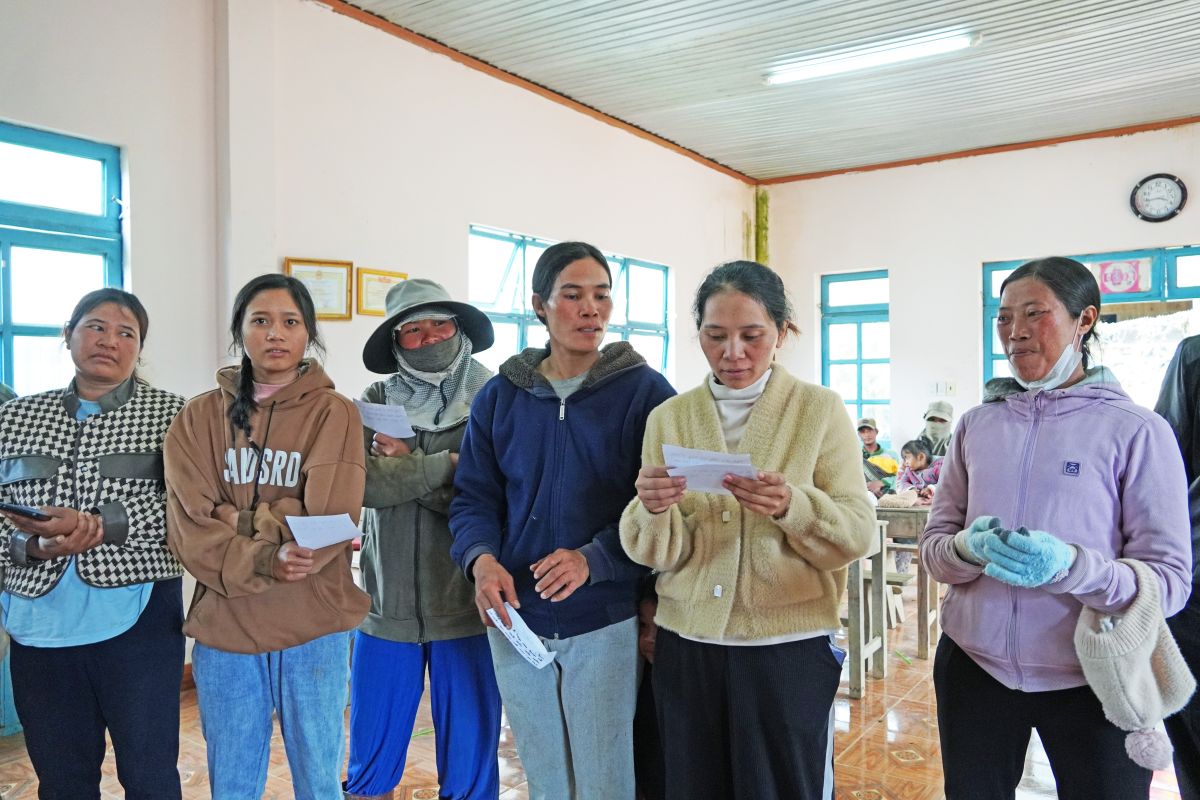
[345, 279, 502, 800]
[450, 241, 675, 800]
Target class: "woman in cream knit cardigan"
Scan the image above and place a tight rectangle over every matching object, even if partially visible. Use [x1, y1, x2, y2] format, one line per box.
[621, 261, 875, 800]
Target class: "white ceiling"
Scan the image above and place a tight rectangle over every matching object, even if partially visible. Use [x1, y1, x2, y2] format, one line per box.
[349, 0, 1200, 181]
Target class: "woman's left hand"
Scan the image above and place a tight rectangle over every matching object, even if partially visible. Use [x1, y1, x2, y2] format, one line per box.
[1, 506, 82, 539]
[723, 471, 792, 519]
[32, 511, 105, 558]
[371, 432, 411, 458]
[531, 548, 590, 602]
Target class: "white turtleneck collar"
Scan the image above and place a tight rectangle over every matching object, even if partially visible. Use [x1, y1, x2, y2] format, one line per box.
[707, 368, 772, 451]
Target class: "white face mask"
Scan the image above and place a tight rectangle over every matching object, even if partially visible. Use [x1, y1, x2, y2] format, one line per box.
[1011, 320, 1084, 392]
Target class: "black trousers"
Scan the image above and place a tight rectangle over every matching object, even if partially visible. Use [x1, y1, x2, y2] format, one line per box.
[11, 577, 185, 800]
[934, 634, 1151, 800]
[652, 628, 840, 800]
[1166, 589, 1200, 800]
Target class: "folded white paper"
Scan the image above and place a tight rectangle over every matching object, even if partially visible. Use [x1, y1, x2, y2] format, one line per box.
[353, 399, 416, 439]
[662, 443, 759, 495]
[285, 513, 360, 549]
[486, 602, 557, 669]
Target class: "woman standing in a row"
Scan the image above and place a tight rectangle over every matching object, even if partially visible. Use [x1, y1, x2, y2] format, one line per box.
[165, 274, 370, 799]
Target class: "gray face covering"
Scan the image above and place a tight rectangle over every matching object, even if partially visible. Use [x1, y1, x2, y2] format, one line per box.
[400, 334, 462, 373]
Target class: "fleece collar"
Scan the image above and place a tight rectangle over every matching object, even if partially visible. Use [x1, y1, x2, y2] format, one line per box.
[499, 341, 647, 397]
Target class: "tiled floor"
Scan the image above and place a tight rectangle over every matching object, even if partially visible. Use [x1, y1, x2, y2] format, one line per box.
[0, 586, 1186, 799]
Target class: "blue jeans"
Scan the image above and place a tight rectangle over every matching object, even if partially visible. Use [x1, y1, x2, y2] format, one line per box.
[192, 630, 352, 800]
[346, 632, 501, 798]
[487, 617, 638, 800]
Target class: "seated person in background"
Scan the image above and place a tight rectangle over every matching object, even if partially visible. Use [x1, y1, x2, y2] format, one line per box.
[897, 438, 944, 502]
[858, 417, 899, 498]
[918, 400, 954, 456]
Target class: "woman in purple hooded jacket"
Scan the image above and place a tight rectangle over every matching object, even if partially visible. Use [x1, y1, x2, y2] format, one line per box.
[920, 257, 1191, 800]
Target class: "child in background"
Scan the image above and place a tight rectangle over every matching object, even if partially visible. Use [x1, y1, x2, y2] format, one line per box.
[897, 438, 944, 502]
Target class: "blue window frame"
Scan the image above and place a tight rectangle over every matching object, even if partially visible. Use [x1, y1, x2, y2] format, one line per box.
[982, 245, 1200, 383]
[820, 270, 891, 441]
[467, 225, 670, 373]
[0, 121, 123, 394]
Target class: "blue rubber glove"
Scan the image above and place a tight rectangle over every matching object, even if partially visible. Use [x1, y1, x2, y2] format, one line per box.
[981, 526, 1076, 587]
[955, 515, 1004, 565]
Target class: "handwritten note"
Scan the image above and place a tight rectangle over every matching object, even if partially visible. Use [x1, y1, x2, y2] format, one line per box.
[486, 603, 557, 669]
[662, 443, 759, 495]
[354, 400, 415, 438]
[285, 513, 360, 549]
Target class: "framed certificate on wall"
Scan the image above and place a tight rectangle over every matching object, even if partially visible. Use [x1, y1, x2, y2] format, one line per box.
[282, 258, 353, 320]
[356, 268, 408, 316]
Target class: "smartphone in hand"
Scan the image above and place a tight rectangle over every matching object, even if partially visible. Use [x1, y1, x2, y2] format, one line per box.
[0, 502, 52, 521]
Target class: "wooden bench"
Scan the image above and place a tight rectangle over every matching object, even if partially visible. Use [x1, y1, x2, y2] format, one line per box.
[861, 567, 915, 628]
[842, 520, 888, 699]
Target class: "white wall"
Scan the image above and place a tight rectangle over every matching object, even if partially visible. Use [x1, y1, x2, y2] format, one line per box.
[769, 124, 1200, 446]
[222, 0, 753, 396]
[0, 0, 218, 399]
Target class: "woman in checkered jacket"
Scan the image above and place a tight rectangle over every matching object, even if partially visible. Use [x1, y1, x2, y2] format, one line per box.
[0, 288, 186, 798]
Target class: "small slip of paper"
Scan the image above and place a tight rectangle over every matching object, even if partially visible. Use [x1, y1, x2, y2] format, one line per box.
[285, 513, 360, 549]
[486, 602, 557, 669]
[353, 400, 415, 439]
[662, 443, 759, 495]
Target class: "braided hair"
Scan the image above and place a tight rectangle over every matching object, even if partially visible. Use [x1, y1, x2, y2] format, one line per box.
[227, 274, 324, 438]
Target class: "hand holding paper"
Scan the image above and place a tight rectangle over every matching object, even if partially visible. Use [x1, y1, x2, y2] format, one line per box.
[486, 602, 557, 669]
[353, 400, 416, 439]
[662, 444, 759, 496]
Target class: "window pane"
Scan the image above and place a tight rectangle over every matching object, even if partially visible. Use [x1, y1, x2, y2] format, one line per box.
[475, 321, 519, 373]
[827, 323, 857, 360]
[525, 324, 549, 350]
[991, 358, 1012, 379]
[609, 264, 627, 326]
[601, 330, 622, 349]
[828, 364, 858, 402]
[843, 403, 858, 425]
[827, 277, 887, 307]
[861, 363, 890, 400]
[992, 317, 1004, 354]
[0, 141, 104, 215]
[1176, 255, 1200, 289]
[628, 266, 665, 325]
[990, 269, 1016, 299]
[10, 246, 106, 326]
[861, 321, 889, 359]
[523, 243, 549, 312]
[468, 234, 518, 309]
[628, 333, 666, 371]
[12, 335, 75, 396]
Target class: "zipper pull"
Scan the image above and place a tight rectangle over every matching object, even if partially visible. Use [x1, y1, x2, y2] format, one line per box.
[559, 399, 565, 421]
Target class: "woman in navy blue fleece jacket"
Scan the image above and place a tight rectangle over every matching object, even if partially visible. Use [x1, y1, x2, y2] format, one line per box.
[450, 240, 674, 800]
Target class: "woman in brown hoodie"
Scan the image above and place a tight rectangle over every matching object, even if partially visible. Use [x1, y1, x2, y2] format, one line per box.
[164, 274, 369, 799]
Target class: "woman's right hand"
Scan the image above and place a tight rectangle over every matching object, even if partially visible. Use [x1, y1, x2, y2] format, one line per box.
[31, 511, 104, 558]
[472, 554, 519, 628]
[635, 465, 686, 514]
[272, 541, 315, 582]
[371, 432, 411, 458]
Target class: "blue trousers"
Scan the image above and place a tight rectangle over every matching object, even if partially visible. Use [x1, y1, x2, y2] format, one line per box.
[192, 629, 352, 800]
[346, 631, 501, 798]
[10, 577, 184, 800]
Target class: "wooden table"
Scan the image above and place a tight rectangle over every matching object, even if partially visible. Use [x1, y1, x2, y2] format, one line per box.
[844, 519, 888, 698]
[874, 507, 941, 659]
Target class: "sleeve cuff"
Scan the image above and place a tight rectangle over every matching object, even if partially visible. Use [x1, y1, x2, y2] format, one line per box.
[578, 542, 612, 585]
[462, 543, 495, 582]
[97, 501, 129, 546]
[1042, 545, 1089, 595]
[253, 541, 280, 579]
[953, 530, 984, 565]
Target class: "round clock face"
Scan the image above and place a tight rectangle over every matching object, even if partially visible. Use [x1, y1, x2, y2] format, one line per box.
[1131, 174, 1187, 221]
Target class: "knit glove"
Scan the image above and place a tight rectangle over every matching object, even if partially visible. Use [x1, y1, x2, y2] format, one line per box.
[953, 515, 1003, 565]
[982, 526, 1076, 587]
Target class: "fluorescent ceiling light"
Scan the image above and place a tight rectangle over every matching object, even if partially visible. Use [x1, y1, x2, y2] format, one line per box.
[765, 29, 977, 85]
